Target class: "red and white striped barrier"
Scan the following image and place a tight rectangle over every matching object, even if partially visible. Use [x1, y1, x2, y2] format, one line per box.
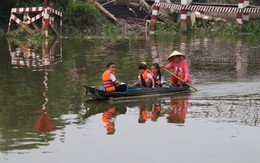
[154, 2, 260, 13]
[8, 5, 62, 36]
[11, 6, 62, 17]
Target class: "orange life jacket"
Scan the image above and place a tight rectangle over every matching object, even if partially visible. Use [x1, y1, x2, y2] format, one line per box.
[102, 70, 116, 91]
[140, 69, 154, 86]
[142, 69, 154, 80]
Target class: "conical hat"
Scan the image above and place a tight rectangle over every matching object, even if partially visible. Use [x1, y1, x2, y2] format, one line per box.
[167, 51, 186, 60]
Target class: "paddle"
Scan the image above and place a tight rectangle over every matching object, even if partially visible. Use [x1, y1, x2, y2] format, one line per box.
[162, 68, 199, 91]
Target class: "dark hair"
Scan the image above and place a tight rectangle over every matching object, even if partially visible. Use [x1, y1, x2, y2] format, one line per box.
[152, 63, 161, 75]
[138, 63, 147, 70]
[106, 62, 115, 68]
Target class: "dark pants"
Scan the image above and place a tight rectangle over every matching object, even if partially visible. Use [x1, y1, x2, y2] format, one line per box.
[115, 84, 127, 92]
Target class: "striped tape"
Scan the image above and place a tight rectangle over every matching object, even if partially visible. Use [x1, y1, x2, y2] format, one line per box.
[155, 2, 260, 13]
[11, 7, 62, 17]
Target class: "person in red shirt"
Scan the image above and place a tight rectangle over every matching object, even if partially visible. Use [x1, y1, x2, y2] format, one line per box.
[164, 51, 192, 87]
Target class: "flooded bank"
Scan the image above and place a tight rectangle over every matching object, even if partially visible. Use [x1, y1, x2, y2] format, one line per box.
[0, 35, 259, 163]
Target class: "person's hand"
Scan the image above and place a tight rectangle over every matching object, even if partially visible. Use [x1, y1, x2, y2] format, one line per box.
[128, 84, 132, 87]
[183, 80, 187, 84]
[152, 86, 155, 89]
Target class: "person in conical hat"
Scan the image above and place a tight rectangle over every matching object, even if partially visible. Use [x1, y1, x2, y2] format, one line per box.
[164, 51, 191, 87]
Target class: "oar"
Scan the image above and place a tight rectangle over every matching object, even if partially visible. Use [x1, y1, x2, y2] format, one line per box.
[162, 68, 199, 91]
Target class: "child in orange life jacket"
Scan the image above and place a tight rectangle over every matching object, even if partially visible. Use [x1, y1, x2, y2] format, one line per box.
[102, 62, 126, 92]
[164, 51, 192, 87]
[151, 63, 168, 88]
[128, 63, 155, 89]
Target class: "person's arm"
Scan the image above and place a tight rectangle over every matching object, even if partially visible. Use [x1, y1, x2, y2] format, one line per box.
[160, 76, 169, 87]
[164, 62, 172, 70]
[110, 73, 120, 86]
[128, 78, 141, 87]
[147, 73, 155, 88]
[182, 61, 190, 83]
[151, 77, 155, 89]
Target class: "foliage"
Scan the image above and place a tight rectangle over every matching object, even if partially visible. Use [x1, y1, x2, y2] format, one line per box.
[64, 1, 106, 34]
[156, 22, 180, 34]
[0, 28, 4, 36]
[116, 0, 132, 6]
[217, 22, 239, 35]
[155, 20, 260, 37]
[7, 28, 49, 45]
[242, 21, 260, 33]
[101, 23, 120, 38]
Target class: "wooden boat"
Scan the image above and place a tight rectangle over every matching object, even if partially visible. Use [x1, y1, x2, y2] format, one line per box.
[84, 85, 190, 100]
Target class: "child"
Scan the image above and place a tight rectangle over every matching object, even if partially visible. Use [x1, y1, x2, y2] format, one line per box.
[151, 63, 168, 88]
[128, 63, 155, 89]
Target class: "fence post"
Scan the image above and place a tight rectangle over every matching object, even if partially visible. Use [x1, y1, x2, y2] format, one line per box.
[243, 0, 250, 22]
[150, 0, 160, 34]
[237, 0, 244, 25]
[42, 0, 49, 37]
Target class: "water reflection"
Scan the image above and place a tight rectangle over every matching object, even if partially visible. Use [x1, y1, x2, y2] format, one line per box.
[189, 94, 260, 127]
[8, 39, 62, 70]
[0, 39, 63, 152]
[235, 40, 248, 79]
[1, 35, 260, 161]
[102, 107, 127, 135]
[83, 95, 191, 135]
[34, 71, 54, 134]
[138, 103, 161, 123]
[166, 96, 189, 125]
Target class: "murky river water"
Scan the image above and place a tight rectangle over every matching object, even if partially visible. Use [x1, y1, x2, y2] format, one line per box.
[0, 35, 259, 163]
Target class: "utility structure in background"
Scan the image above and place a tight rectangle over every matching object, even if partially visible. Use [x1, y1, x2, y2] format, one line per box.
[150, 0, 260, 32]
[7, 0, 62, 37]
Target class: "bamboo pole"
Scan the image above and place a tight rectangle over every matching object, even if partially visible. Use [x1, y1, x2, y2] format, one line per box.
[163, 68, 199, 91]
[93, 1, 118, 23]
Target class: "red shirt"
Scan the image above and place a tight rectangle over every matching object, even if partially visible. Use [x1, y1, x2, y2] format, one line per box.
[164, 60, 192, 84]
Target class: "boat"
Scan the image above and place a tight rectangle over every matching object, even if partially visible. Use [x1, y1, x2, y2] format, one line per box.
[83, 84, 190, 100]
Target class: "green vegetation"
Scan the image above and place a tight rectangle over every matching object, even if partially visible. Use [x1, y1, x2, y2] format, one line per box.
[0, 28, 4, 36]
[7, 28, 50, 45]
[155, 20, 260, 36]
[64, 1, 107, 35]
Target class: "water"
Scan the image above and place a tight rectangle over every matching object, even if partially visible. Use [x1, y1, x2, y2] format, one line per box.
[0, 35, 259, 163]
